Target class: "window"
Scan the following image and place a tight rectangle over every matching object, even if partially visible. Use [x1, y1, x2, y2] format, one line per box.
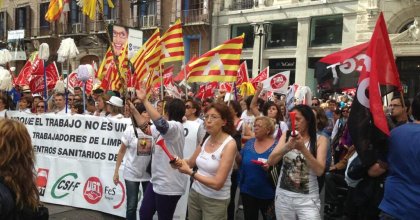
[231, 24, 254, 49]
[269, 59, 295, 84]
[103, 0, 118, 20]
[40, 3, 49, 28]
[310, 15, 343, 46]
[70, 0, 81, 24]
[0, 12, 6, 40]
[230, 0, 254, 10]
[267, 19, 297, 48]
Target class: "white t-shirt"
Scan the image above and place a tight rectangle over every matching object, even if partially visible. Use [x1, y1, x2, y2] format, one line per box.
[150, 120, 187, 195]
[277, 141, 319, 198]
[0, 109, 7, 118]
[273, 121, 289, 139]
[183, 120, 202, 157]
[345, 152, 362, 188]
[192, 135, 234, 200]
[121, 126, 152, 182]
[56, 107, 71, 115]
[107, 113, 124, 119]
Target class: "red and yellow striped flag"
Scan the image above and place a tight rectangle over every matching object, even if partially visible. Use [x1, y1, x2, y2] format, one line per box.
[187, 34, 244, 83]
[97, 43, 129, 91]
[97, 47, 113, 79]
[159, 19, 184, 63]
[45, 0, 64, 22]
[145, 69, 161, 95]
[130, 29, 160, 88]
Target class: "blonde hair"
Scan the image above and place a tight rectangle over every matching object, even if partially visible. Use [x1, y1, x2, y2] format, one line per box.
[0, 119, 39, 209]
[254, 116, 276, 136]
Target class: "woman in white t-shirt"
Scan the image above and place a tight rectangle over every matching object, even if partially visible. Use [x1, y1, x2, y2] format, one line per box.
[268, 104, 328, 220]
[113, 102, 152, 220]
[176, 103, 237, 220]
[131, 89, 187, 220]
[106, 96, 124, 119]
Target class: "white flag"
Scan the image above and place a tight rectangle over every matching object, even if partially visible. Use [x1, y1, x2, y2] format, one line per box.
[261, 71, 290, 94]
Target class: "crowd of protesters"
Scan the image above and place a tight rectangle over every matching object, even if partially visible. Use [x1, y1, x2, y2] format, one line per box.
[0, 82, 419, 220]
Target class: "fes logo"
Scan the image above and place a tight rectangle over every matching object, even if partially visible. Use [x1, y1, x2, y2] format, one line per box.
[270, 74, 287, 90]
[104, 180, 126, 209]
[36, 168, 49, 196]
[83, 177, 103, 204]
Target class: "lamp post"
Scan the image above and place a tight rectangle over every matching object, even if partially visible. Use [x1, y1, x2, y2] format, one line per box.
[252, 22, 271, 75]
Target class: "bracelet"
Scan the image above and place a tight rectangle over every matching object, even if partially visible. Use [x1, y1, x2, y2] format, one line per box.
[191, 170, 197, 179]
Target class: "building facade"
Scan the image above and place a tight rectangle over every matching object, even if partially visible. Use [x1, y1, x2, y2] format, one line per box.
[212, 0, 420, 98]
[0, 0, 211, 81]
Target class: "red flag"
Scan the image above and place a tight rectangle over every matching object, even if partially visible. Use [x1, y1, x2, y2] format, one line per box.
[348, 12, 401, 166]
[362, 12, 401, 135]
[29, 62, 60, 93]
[315, 43, 369, 90]
[236, 61, 249, 86]
[31, 56, 45, 76]
[65, 71, 93, 94]
[219, 82, 233, 93]
[15, 60, 33, 86]
[195, 82, 218, 99]
[251, 66, 269, 89]
[154, 65, 174, 88]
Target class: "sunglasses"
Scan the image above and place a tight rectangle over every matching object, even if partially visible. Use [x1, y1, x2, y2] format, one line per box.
[185, 105, 193, 109]
[37, 105, 45, 108]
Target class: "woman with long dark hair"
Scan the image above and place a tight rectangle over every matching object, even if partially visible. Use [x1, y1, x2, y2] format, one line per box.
[268, 104, 328, 220]
[131, 88, 186, 220]
[0, 119, 41, 219]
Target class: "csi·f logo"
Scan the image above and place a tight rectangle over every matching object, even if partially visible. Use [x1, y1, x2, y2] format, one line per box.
[51, 173, 81, 199]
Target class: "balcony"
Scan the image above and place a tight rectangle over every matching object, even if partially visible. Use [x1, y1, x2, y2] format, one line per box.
[129, 17, 139, 28]
[31, 27, 54, 39]
[181, 8, 210, 25]
[230, 0, 255, 10]
[140, 15, 158, 29]
[88, 19, 116, 33]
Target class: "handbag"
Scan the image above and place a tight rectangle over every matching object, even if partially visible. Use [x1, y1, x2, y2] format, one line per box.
[347, 155, 367, 181]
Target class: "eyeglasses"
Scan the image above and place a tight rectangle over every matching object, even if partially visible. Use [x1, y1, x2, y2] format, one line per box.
[342, 110, 349, 113]
[203, 115, 221, 121]
[113, 31, 127, 39]
[389, 104, 402, 108]
[254, 123, 265, 128]
[312, 103, 319, 106]
[185, 105, 192, 109]
[68, 99, 74, 101]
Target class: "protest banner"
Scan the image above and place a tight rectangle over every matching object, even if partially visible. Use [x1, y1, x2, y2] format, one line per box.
[8, 112, 132, 217]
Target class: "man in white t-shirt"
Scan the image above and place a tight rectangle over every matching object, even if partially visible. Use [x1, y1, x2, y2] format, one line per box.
[53, 93, 70, 114]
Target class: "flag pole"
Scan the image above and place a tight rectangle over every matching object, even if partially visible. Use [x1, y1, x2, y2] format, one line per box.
[160, 63, 164, 101]
[227, 81, 234, 106]
[183, 62, 188, 98]
[65, 59, 70, 113]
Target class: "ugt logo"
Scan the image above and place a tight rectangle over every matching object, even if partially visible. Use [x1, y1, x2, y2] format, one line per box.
[83, 177, 103, 204]
[36, 168, 49, 196]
